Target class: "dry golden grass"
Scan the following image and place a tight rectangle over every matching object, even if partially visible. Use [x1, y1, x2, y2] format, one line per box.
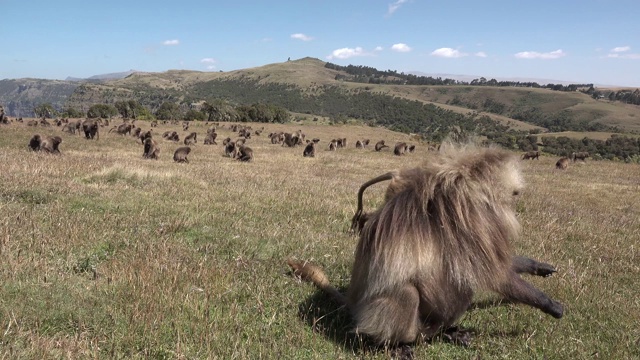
[1, 120, 639, 359]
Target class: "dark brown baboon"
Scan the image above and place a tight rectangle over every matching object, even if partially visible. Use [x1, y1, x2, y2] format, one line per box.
[282, 133, 300, 147]
[224, 141, 237, 158]
[363, 139, 370, 147]
[270, 132, 284, 144]
[139, 130, 153, 144]
[0, 105, 6, 124]
[289, 144, 563, 350]
[572, 152, 589, 161]
[28, 134, 42, 151]
[131, 127, 141, 138]
[522, 151, 540, 160]
[82, 119, 99, 140]
[328, 140, 337, 151]
[393, 142, 408, 156]
[303, 142, 315, 157]
[375, 140, 388, 151]
[235, 145, 254, 162]
[335, 138, 344, 148]
[556, 157, 570, 170]
[355, 140, 364, 149]
[184, 132, 197, 145]
[173, 146, 191, 163]
[143, 138, 160, 159]
[39, 136, 62, 154]
[203, 132, 218, 145]
[408, 145, 416, 153]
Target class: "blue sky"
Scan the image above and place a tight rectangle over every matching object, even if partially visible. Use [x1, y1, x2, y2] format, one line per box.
[2, 0, 639, 87]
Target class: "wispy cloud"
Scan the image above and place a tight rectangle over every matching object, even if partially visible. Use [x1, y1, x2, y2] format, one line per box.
[163, 39, 180, 46]
[475, 51, 487, 58]
[612, 46, 630, 53]
[431, 48, 468, 58]
[374, 46, 383, 51]
[200, 58, 216, 70]
[391, 43, 411, 52]
[514, 49, 566, 59]
[291, 33, 313, 41]
[326, 47, 366, 60]
[387, 0, 408, 15]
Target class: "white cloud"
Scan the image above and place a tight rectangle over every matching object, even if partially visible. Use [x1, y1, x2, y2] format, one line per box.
[163, 39, 180, 46]
[374, 46, 383, 51]
[430, 48, 468, 58]
[326, 47, 366, 60]
[612, 46, 630, 53]
[291, 33, 313, 41]
[387, 0, 408, 15]
[391, 43, 411, 52]
[514, 49, 566, 59]
[200, 58, 216, 70]
[475, 51, 487, 58]
[607, 53, 640, 59]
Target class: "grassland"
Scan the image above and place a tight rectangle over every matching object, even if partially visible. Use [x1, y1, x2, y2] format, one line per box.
[1, 120, 639, 359]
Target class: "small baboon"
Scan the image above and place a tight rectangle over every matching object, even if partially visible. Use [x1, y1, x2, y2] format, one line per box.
[203, 132, 218, 145]
[184, 132, 197, 145]
[572, 152, 589, 162]
[355, 140, 364, 149]
[328, 140, 338, 151]
[393, 142, 408, 156]
[82, 119, 99, 140]
[522, 151, 540, 160]
[289, 144, 563, 350]
[224, 141, 237, 158]
[173, 146, 191, 163]
[143, 138, 160, 159]
[556, 157, 570, 170]
[374, 140, 388, 151]
[235, 145, 254, 162]
[303, 142, 316, 157]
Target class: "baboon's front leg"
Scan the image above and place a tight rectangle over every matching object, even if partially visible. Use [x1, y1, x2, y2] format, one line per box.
[499, 273, 564, 319]
[512, 256, 557, 277]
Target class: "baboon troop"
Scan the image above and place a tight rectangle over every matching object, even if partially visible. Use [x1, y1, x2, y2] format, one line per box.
[522, 151, 540, 160]
[572, 152, 589, 161]
[556, 157, 570, 170]
[143, 138, 159, 159]
[28, 134, 62, 154]
[374, 140, 388, 151]
[184, 132, 197, 145]
[235, 145, 254, 162]
[289, 144, 563, 350]
[303, 141, 315, 157]
[393, 142, 408, 156]
[173, 146, 191, 163]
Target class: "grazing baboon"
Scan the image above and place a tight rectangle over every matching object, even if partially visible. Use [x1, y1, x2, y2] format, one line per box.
[204, 132, 218, 145]
[393, 142, 408, 156]
[408, 145, 416, 153]
[270, 132, 285, 144]
[173, 146, 191, 163]
[572, 152, 589, 162]
[82, 119, 99, 140]
[109, 123, 132, 135]
[39, 118, 51, 127]
[143, 138, 159, 159]
[62, 121, 78, 134]
[28, 134, 42, 151]
[289, 144, 563, 350]
[283, 133, 300, 147]
[328, 140, 337, 151]
[184, 132, 197, 145]
[355, 140, 364, 149]
[131, 127, 141, 138]
[224, 141, 237, 158]
[235, 145, 254, 162]
[303, 142, 316, 157]
[522, 151, 540, 160]
[556, 157, 570, 170]
[27, 119, 38, 126]
[163, 131, 179, 142]
[39, 136, 62, 154]
[374, 140, 388, 151]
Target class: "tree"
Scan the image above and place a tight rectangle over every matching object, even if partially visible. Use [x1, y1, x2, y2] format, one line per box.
[34, 103, 56, 118]
[184, 109, 206, 121]
[155, 102, 182, 120]
[60, 106, 83, 118]
[87, 104, 118, 119]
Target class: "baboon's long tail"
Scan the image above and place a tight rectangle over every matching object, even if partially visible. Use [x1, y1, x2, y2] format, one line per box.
[287, 259, 347, 305]
[350, 171, 397, 234]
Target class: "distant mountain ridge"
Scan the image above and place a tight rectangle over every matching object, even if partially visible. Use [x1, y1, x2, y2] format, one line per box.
[65, 70, 138, 82]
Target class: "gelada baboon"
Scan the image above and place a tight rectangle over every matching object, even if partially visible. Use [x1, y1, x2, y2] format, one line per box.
[556, 157, 570, 170]
[572, 152, 589, 161]
[393, 142, 408, 156]
[522, 151, 540, 160]
[143, 138, 159, 159]
[235, 145, 254, 162]
[224, 141, 237, 158]
[289, 144, 563, 351]
[374, 140, 388, 151]
[408, 145, 416, 153]
[355, 140, 364, 149]
[82, 119, 99, 140]
[173, 146, 191, 163]
[29, 134, 62, 154]
[328, 139, 337, 151]
[184, 132, 197, 145]
[303, 141, 315, 157]
[204, 132, 217, 145]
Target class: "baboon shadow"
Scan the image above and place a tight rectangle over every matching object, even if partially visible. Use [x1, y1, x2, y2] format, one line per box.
[297, 291, 524, 354]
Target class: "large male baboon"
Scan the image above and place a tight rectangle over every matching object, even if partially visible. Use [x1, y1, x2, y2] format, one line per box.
[28, 134, 62, 154]
[393, 142, 408, 156]
[82, 119, 99, 140]
[288, 144, 563, 351]
[184, 132, 197, 145]
[522, 151, 540, 160]
[303, 142, 316, 157]
[235, 145, 254, 162]
[556, 157, 570, 170]
[282, 133, 300, 147]
[143, 138, 160, 159]
[374, 140, 388, 151]
[173, 146, 191, 163]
